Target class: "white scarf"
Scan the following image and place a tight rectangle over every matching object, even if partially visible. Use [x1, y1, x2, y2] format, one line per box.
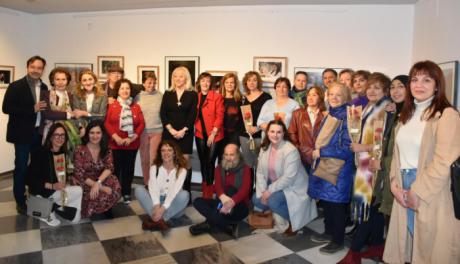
[117, 96, 134, 137]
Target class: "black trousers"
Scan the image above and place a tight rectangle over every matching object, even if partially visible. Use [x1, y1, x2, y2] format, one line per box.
[112, 149, 138, 196]
[193, 187, 248, 229]
[350, 204, 385, 251]
[321, 200, 348, 245]
[195, 137, 222, 185]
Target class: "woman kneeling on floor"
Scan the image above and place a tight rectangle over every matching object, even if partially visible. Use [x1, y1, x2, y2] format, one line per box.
[27, 123, 82, 226]
[253, 119, 317, 235]
[135, 140, 190, 235]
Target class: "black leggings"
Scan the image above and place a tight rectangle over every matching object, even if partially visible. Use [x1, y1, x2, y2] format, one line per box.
[195, 137, 222, 185]
[112, 149, 138, 196]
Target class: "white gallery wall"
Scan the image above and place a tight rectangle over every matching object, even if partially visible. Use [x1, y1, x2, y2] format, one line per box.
[0, 4, 416, 173]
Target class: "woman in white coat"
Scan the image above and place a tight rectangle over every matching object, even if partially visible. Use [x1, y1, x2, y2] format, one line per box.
[253, 119, 317, 234]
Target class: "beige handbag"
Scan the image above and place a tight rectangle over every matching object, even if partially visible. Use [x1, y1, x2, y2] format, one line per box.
[313, 158, 345, 185]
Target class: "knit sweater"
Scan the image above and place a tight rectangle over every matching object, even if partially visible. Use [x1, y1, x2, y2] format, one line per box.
[135, 90, 163, 133]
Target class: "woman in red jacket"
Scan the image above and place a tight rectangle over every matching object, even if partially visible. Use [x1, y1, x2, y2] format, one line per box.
[195, 72, 224, 198]
[105, 79, 145, 204]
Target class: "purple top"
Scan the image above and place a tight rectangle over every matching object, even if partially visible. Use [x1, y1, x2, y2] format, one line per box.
[351, 95, 368, 107]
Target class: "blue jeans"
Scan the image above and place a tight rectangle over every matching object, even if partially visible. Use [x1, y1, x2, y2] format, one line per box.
[13, 130, 41, 206]
[401, 168, 417, 237]
[134, 186, 189, 221]
[252, 190, 290, 221]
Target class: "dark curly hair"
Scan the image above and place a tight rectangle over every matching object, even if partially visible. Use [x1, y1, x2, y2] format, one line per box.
[82, 120, 110, 159]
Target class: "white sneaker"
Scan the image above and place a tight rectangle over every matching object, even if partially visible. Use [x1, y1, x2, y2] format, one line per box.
[273, 213, 289, 233]
[39, 212, 61, 227]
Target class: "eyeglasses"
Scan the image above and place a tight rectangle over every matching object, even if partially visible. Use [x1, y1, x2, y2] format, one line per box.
[52, 133, 66, 139]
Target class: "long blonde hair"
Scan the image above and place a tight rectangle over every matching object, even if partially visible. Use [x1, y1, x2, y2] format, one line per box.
[169, 66, 193, 91]
[74, 70, 104, 99]
[220, 73, 242, 102]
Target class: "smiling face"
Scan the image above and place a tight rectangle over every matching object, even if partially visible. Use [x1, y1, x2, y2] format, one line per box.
[173, 69, 187, 89]
[199, 76, 211, 94]
[390, 79, 406, 103]
[88, 125, 103, 145]
[328, 85, 345, 108]
[51, 127, 66, 150]
[160, 144, 175, 164]
[118, 82, 131, 100]
[353, 75, 368, 94]
[275, 80, 289, 99]
[54, 72, 69, 91]
[224, 77, 235, 95]
[81, 73, 95, 93]
[27, 59, 45, 80]
[410, 73, 436, 102]
[366, 82, 385, 104]
[267, 123, 284, 146]
[306, 89, 320, 107]
[143, 77, 156, 93]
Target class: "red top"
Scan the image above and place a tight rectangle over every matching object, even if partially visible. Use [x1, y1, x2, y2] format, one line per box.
[105, 101, 145, 150]
[194, 90, 224, 141]
[214, 164, 252, 205]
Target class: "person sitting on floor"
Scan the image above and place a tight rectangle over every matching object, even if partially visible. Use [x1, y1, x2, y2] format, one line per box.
[189, 143, 252, 238]
[134, 140, 190, 235]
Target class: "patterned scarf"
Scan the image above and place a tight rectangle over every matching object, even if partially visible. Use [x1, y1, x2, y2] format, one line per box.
[117, 96, 134, 137]
[352, 98, 389, 223]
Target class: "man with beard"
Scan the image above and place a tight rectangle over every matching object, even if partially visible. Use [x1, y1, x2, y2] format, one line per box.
[2, 55, 48, 214]
[189, 143, 251, 238]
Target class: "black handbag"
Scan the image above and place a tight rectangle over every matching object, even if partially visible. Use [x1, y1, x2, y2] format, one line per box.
[451, 156, 460, 220]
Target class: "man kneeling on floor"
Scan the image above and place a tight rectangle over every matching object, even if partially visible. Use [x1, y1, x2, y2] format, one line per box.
[190, 143, 251, 238]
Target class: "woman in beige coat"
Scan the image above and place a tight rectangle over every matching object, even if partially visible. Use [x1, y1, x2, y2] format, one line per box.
[383, 60, 460, 264]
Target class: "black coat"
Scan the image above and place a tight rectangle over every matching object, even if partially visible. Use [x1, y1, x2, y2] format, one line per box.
[27, 147, 61, 198]
[2, 76, 48, 143]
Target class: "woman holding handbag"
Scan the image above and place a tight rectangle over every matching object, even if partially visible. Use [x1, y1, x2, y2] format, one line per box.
[27, 123, 83, 226]
[309, 82, 355, 254]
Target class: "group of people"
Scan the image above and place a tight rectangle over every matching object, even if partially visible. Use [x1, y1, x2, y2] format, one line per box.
[2, 55, 460, 263]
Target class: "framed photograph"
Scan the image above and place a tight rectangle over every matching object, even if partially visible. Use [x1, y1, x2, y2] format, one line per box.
[206, 70, 238, 90]
[0, 65, 15, 88]
[438, 61, 458, 106]
[55, 63, 93, 89]
[253, 56, 287, 86]
[97, 56, 124, 80]
[137, 65, 160, 86]
[165, 56, 199, 90]
[294, 67, 344, 89]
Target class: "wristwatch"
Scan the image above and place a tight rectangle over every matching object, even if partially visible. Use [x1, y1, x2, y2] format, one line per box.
[97, 179, 102, 185]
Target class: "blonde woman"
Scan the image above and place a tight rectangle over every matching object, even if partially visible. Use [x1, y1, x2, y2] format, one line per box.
[160, 66, 197, 202]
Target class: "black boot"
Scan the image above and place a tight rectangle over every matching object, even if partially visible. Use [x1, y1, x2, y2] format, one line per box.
[183, 169, 192, 205]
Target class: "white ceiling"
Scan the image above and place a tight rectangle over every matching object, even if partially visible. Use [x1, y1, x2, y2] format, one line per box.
[0, 0, 417, 14]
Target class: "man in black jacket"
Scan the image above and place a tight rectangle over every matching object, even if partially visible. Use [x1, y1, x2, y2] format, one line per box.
[2, 55, 48, 214]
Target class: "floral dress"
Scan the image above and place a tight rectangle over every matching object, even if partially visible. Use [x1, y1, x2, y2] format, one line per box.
[72, 145, 121, 218]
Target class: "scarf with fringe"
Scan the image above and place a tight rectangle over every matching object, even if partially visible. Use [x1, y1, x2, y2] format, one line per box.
[117, 97, 134, 137]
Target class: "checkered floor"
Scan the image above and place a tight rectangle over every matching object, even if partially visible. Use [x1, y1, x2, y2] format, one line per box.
[0, 174, 380, 264]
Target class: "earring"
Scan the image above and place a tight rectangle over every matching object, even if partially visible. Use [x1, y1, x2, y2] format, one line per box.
[81, 86, 84, 90]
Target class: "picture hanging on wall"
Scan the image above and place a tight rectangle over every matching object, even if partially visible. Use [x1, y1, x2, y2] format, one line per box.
[294, 67, 344, 89]
[137, 65, 160, 87]
[165, 56, 199, 90]
[253, 56, 287, 86]
[0, 65, 15, 88]
[55, 63, 93, 90]
[438, 61, 458, 107]
[206, 70, 238, 91]
[97, 56, 124, 81]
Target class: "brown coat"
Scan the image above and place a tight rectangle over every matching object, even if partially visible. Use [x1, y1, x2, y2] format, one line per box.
[288, 108, 326, 165]
[383, 108, 460, 264]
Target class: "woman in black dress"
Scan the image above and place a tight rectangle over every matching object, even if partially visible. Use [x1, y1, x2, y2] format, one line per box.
[160, 66, 197, 201]
[239, 71, 272, 175]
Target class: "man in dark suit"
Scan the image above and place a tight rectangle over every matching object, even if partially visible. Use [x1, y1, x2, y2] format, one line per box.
[2, 55, 48, 214]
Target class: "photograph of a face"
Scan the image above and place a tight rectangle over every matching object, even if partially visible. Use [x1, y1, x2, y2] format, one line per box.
[253, 57, 287, 86]
[165, 56, 199, 90]
[0, 65, 15, 88]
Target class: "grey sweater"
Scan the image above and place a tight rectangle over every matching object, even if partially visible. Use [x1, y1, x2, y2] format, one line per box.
[135, 90, 163, 133]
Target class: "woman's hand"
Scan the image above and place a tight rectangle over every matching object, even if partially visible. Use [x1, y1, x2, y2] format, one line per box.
[53, 182, 65, 191]
[369, 159, 381, 172]
[247, 125, 258, 135]
[207, 134, 215, 147]
[152, 206, 166, 222]
[175, 128, 186, 139]
[261, 190, 271, 205]
[406, 189, 420, 211]
[113, 135, 124, 146]
[101, 186, 112, 195]
[350, 143, 372, 153]
[90, 183, 100, 200]
[385, 102, 396, 113]
[312, 149, 320, 160]
[390, 179, 407, 207]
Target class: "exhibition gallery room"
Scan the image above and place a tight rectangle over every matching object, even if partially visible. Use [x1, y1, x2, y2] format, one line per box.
[0, 0, 458, 263]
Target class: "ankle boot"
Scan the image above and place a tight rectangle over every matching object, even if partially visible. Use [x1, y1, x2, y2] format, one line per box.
[337, 249, 362, 264]
[360, 245, 384, 261]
